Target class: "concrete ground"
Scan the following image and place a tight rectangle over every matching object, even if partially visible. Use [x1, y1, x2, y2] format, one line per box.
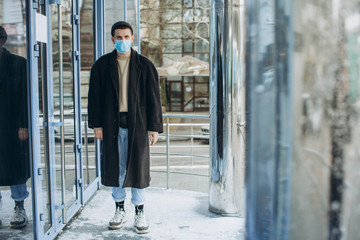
[55, 187, 244, 240]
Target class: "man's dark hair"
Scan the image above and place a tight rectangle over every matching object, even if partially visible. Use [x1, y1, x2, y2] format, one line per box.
[0, 25, 8, 40]
[111, 21, 133, 36]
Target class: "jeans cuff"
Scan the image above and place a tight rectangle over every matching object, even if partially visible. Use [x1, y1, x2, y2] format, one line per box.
[12, 191, 29, 202]
[112, 193, 126, 203]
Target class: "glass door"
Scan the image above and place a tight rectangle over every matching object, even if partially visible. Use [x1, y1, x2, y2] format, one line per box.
[30, 0, 84, 238]
[79, 0, 99, 202]
[50, 0, 80, 223]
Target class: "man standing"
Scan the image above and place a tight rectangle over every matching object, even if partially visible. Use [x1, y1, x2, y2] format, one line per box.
[0, 25, 30, 229]
[88, 21, 163, 234]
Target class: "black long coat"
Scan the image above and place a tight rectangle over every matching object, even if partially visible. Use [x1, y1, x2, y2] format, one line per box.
[0, 48, 30, 186]
[88, 49, 163, 188]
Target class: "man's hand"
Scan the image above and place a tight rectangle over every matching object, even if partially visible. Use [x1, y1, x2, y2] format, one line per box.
[18, 128, 29, 141]
[94, 128, 103, 141]
[149, 131, 158, 146]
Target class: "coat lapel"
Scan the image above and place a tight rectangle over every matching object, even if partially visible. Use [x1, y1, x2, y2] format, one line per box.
[109, 50, 119, 100]
[128, 48, 141, 110]
[126, 49, 142, 183]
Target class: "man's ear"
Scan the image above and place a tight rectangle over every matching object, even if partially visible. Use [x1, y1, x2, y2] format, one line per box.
[131, 34, 134, 43]
[111, 36, 115, 44]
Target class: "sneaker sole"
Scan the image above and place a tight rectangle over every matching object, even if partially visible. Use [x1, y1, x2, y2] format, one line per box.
[10, 220, 28, 229]
[108, 220, 127, 230]
[135, 227, 150, 234]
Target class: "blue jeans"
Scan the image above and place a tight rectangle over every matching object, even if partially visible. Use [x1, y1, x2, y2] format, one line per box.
[112, 128, 146, 206]
[10, 183, 29, 201]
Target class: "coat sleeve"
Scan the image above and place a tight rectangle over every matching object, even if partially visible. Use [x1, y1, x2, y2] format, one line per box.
[88, 63, 103, 129]
[146, 62, 164, 133]
[15, 56, 28, 129]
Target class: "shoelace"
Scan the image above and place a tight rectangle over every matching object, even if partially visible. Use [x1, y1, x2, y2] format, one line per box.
[12, 207, 25, 221]
[112, 209, 125, 221]
[135, 212, 147, 227]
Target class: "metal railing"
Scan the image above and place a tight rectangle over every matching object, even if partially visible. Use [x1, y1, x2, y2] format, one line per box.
[150, 113, 210, 189]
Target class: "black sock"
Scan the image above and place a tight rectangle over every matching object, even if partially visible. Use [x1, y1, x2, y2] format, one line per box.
[135, 205, 144, 215]
[115, 201, 124, 210]
[15, 200, 24, 209]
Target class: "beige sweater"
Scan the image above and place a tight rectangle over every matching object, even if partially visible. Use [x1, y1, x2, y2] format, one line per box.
[117, 53, 130, 112]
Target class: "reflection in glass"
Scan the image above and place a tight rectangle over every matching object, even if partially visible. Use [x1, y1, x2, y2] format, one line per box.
[0, 24, 29, 227]
[245, 0, 360, 238]
[0, 1, 32, 238]
[290, 1, 360, 239]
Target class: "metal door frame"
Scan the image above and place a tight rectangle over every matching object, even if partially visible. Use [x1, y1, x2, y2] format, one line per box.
[27, 0, 105, 239]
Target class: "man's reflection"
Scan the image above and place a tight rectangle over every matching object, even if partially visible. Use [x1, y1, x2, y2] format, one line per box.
[0, 26, 29, 229]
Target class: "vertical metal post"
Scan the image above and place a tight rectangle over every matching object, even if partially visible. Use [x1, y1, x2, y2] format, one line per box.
[123, 0, 127, 21]
[58, 3, 66, 223]
[209, 0, 245, 215]
[166, 117, 170, 189]
[28, 0, 45, 238]
[137, 0, 140, 53]
[191, 123, 194, 165]
[85, 116, 89, 185]
[94, 0, 104, 183]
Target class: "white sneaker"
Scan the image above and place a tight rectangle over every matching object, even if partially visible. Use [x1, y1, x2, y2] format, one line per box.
[134, 211, 150, 234]
[9, 206, 28, 229]
[109, 208, 127, 230]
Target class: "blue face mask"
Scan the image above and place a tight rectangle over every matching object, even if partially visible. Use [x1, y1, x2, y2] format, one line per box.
[115, 39, 131, 53]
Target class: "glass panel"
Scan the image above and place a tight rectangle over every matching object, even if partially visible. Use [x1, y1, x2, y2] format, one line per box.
[163, 39, 182, 53]
[150, 115, 210, 193]
[80, 0, 96, 188]
[162, 24, 182, 38]
[194, 53, 208, 62]
[162, 53, 182, 66]
[194, 83, 208, 111]
[196, 22, 209, 38]
[105, 1, 124, 53]
[169, 82, 182, 112]
[184, 82, 194, 112]
[167, 76, 182, 81]
[194, 76, 208, 82]
[195, 38, 209, 52]
[105, 1, 139, 52]
[163, 0, 181, 8]
[184, 39, 193, 52]
[184, 76, 193, 83]
[194, 0, 207, 8]
[246, 0, 360, 238]
[163, 9, 182, 23]
[183, 23, 194, 38]
[51, 0, 77, 219]
[289, 1, 360, 239]
[36, 4, 53, 234]
[0, 1, 33, 238]
[125, 0, 139, 51]
[184, 0, 193, 8]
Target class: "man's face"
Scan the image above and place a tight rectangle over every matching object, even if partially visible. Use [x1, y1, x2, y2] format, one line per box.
[111, 28, 134, 44]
